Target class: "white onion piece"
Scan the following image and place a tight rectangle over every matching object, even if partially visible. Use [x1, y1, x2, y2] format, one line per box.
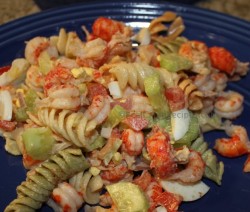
[156, 206, 168, 212]
[101, 127, 112, 139]
[0, 90, 13, 121]
[108, 81, 122, 99]
[171, 108, 190, 141]
[0, 58, 29, 86]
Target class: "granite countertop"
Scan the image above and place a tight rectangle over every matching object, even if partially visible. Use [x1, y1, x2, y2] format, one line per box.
[0, 0, 249, 25]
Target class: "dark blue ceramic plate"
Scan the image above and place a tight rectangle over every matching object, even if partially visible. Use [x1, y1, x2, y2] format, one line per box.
[0, 1, 249, 211]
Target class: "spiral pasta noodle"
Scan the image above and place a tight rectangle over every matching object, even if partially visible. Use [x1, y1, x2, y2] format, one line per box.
[4, 148, 89, 212]
[37, 108, 90, 148]
[155, 36, 188, 54]
[109, 62, 157, 91]
[69, 170, 104, 205]
[149, 11, 185, 42]
[191, 136, 224, 185]
[53, 28, 85, 58]
[176, 72, 204, 111]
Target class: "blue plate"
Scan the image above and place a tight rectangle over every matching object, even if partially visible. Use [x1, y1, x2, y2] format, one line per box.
[0, 1, 250, 211]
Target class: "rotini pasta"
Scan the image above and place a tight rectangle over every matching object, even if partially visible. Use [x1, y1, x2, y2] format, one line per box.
[37, 108, 90, 148]
[53, 28, 85, 58]
[176, 72, 204, 111]
[69, 170, 104, 205]
[155, 36, 188, 54]
[108, 62, 157, 91]
[149, 11, 185, 43]
[4, 148, 89, 212]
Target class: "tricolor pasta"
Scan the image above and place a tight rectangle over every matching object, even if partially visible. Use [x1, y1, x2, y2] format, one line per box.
[1, 11, 250, 212]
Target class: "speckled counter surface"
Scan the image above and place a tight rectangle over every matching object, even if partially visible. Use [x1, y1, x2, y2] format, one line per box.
[0, 0, 249, 25]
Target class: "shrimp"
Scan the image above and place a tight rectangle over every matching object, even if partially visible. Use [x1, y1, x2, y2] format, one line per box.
[121, 129, 144, 156]
[25, 36, 58, 65]
[76, 38, 108, 69]
[100, 161, 131, 183]
[52, 182, 83, 212]
[210, 72, 228, 92]
[167, 151, 205, 184]
[40, 84, 81, 110]
[44, 65, 74, 95]
[56, 57, 79, 70]
[214, 90, 244, 119]
[146, 128, 177, 178]
[179, 40, 211, 75]
[84, 95, 110, 124]
[25, 65, 45, 92]
[193, 74, 216, 92]
[214, 125, 250, 158]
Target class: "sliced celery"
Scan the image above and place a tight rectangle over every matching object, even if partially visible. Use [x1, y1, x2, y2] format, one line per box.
[25, 89, 38, 110]
[15, 107, 29, 122]
[174, 112, 200, 148]
[22, 127, 55, 160]
[14, 89, 38, 122]
[85, 135, 105, 152]
[106, 182, 149, 212]
[144, 73, 170, 118]
[160, 53, 193, 72]
[105, 105, 128, 128]
[38, 51, 53, 75]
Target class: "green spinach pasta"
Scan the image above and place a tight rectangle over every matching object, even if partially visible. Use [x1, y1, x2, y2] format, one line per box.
[4, 148, 89, 212]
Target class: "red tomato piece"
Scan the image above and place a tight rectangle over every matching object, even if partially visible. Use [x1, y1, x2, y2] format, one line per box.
[209, 46, 236, 75]
[165, 86, 185, 112]
[23, 151, 41, 169]
[122, 114, 148, 131]
[0, 120, 17, 132]
[155, 190, 182, 212]
[0, 65, 11, 75]
[148, 182, 182, 212]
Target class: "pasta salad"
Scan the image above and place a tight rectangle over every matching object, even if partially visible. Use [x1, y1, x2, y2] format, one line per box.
[1, 11, 250, 212]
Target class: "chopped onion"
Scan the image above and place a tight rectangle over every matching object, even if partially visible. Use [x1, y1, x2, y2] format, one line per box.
[156, 206, 167, 212]
[101, 127, 112, 139]
[171, 108, 190, 141]
[0, 90, 13, 121]
[108, 81, 122, 99]
[160, 180, 210, 202]
[0, 58, 29, 86]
